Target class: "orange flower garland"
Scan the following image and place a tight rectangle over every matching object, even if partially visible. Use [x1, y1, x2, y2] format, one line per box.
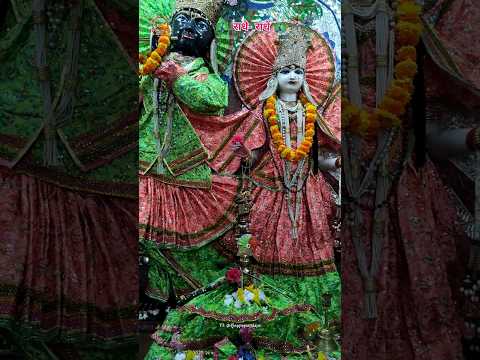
[342, 0, 423, 138]
[139, 23, 171, 76]
[264, 95, 317, 163]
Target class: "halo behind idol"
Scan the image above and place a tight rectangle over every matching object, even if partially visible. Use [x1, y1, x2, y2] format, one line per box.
[233, 22, 336, 110]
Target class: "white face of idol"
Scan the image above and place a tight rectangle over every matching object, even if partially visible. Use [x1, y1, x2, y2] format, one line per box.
[276, 66, 305, 96]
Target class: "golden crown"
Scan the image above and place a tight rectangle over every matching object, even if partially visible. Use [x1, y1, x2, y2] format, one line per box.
[274, 25, 313, 71]
[174, 0, 223, 24]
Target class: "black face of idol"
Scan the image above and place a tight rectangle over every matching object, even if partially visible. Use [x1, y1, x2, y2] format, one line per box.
[169, 9, 214, 58]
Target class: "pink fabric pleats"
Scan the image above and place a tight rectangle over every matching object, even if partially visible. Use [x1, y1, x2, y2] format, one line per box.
[139, 174, 239, 248]
[0, 166, 137, 340]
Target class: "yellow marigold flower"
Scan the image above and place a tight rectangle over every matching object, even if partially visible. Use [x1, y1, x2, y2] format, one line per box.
[159, 23, 169, 31]
[296, 149, 307, 158]
[186, 351, 196, 360]
[306, 113, 317, 122]
[299, 143, 310, 153]
[305, 129, 315, 138]
[264, 102, 275, 111]
[396, 46, 416, 62]
[159, 35, 170, 46]
[397, 2, 422, 22]
[305, 103, 317, 112]
[287, 150, 296, 161]
[395, 59, 418, 80]
[156, 43, 168, 56]
[277, 144, 286, 153]
[396, 21, 423, 46]
[303, 139, 313, 148]
[268, 118, 278, 127]
[380, 96, 406, 116]
[268, 114, 279, 123]
[272, 133, 283, 142]
[264, 108, 275, 118]
[273, 140, 283, 148]
[280, 148, 290, 158]
[145, 58, 159, 68]
[280, 147, 290, 159]
[306, 123, 315, 131]
[386, 85, 411, 105]
[270, 125, 280, 135]
[393, 79, 414, 93]
[150, 51, 161, 63]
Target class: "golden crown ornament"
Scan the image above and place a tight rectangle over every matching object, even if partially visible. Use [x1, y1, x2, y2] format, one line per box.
[174, 0, 224, 25]
[273, 25, 313, 72]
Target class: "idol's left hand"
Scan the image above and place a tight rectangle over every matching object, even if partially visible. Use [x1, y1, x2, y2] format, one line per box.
[154, 60, 187, 86]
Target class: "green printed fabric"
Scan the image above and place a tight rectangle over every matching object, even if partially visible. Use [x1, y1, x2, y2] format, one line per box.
[144, 271, 341, 359]
[139, 57, 228, 183]
[0, 0, 138, 195]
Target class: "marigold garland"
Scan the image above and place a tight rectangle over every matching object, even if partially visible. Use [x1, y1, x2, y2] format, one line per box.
[342, 0, 423, 138]
[139, 23, 171, 76]
[264, 95, 317, 163]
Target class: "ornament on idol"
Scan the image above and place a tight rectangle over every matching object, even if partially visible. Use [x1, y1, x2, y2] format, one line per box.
[139, 22, 171, 75]
[342, 0, 423, 138]
[264, 94, 317, 162]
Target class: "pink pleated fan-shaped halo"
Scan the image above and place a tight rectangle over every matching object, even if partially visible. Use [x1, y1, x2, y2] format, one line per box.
[233, 23, 336, 109]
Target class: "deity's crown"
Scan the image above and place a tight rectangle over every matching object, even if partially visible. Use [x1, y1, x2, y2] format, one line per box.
[174, 0, 224, 25]
[273, 25, 313, 72]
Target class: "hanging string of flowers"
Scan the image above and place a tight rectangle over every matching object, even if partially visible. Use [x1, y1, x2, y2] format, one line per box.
[139, 23, 171, 76]
[264, 94, 317, 162]
[342, 0, 423, 138]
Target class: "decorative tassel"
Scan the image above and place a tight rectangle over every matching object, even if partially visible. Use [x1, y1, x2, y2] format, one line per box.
[43, 120, 60, 166]
[363, 277, 378, 318]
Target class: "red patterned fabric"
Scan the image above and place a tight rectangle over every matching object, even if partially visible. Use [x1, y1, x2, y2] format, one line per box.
[424, 0, 480, 108]
[220, 107, 337, 270]
[182, 106, 266, 174]
[139, 174, 239, 248]
[138, 107, 269, 248]
[342, 159, 465, 360]
[0, 166, 137, 340]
